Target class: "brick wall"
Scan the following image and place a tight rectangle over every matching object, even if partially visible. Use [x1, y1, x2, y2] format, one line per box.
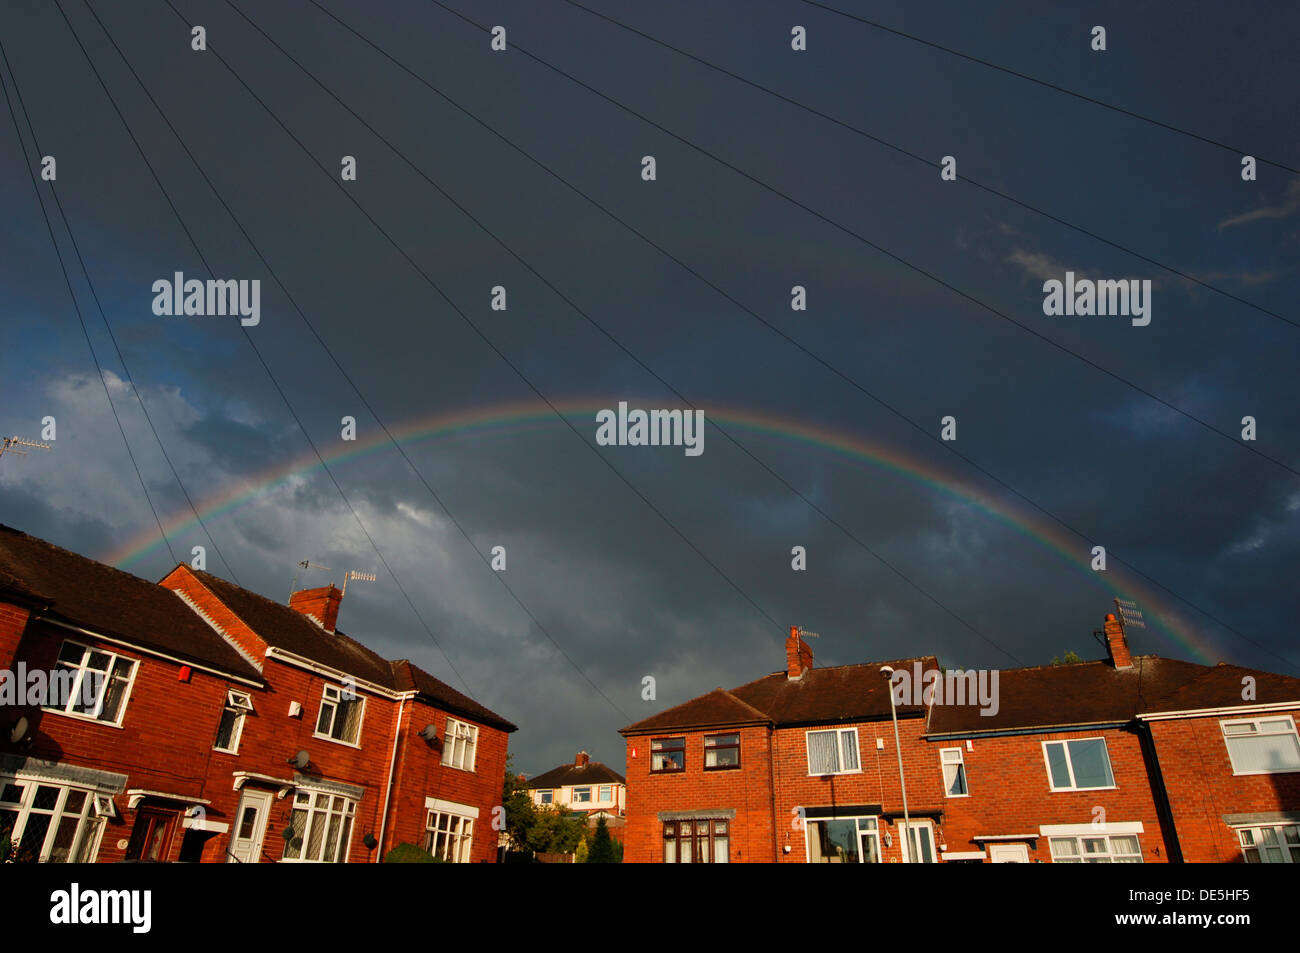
[623, 725, 774, 863]
[936, 725, 1172, 862]
[1149, 710, 1300, 862]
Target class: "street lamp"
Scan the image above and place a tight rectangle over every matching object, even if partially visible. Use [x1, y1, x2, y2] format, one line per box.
[880, 666, 912, 862]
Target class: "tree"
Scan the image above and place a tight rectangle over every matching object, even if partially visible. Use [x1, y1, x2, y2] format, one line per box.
[1050, 650, 1083, 666]
[525, 806, 586, 854]
[574, 836, 589, 863]
[384, 842, 444, 863]
[501, 754, 537, 851]
[588, 816, 617, 863]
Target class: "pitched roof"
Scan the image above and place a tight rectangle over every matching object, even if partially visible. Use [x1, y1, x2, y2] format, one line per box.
[525, 760, 626, 789]
[191, 571, 515, 730]
[0, 524, 262, 681]
[620, 657, 939, 734]
[1140, 662, 1300, 715]
[925, 656, 1214, 735]
[392, 659, 517, 732]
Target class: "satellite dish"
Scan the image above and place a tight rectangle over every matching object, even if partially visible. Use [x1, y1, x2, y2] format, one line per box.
[9, 716, 28, 744]
[288, 749, 310, 769]
[419, 724, 437, 742]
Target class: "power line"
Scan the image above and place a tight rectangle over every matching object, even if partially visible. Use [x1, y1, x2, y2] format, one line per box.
[303, 1, 1292, 671]
[2, 37, 241, 586]
[423, 0, 1299, 482]
[143, 0, 793, 656]
[233, 0, 1026, 665]
[561, 0, 1297, 333]
[0, 41, 179, 570]
[798, 0, 1300, 176]
[53, 0, 479, 701]
[77, 0, 659, 718]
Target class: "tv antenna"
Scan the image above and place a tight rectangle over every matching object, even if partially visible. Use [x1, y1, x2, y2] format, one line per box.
[1114, 598, 1146, 631]
[341, 570, 377, 598]
[0, 436, 51, 461]
[289, 559, 331, 599]
[795, 626, 820, 639]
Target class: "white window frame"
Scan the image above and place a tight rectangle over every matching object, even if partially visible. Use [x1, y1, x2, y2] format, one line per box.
[1042, 737, 1116, 791]
[573, 786, 592, 804]
[43, 639, 138, 727]
[213, 689, 254, 754]
[425, 808, 475, 863]
[804, 815, 881, 863]
[1237, 823, 1300, 863]
[941, 747, 968, 797]
[443, 719, 478, 772]
[1048, 833, 1143, 863]
[0, 776, 106, 863]
[281, 788, 357, 863]
[598, 784, 612, 802]
[899, 819, 938, 863]
[805, 727, 862, 776]
[313, 684, 364, 747]
[1220, 716, 1300, 776]
[538, 789, 553, 805]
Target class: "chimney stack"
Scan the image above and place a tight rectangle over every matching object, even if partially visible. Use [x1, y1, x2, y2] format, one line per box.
[289, 584, 344, 633]
[786, 625, 814, 680]
[1103, 613, 1133, 669]
[575, 751, 590, 767]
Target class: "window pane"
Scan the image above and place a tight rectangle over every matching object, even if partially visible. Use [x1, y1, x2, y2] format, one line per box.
[215, 708, 239, 749]
[840, 731, 860, 771]
[1068, 740, 1114, 788]
[1045, 743, 1072, 788]
[807, 731, 839, 774]
[1227, 733, 1300, 772]
[316, 702, 334, 736]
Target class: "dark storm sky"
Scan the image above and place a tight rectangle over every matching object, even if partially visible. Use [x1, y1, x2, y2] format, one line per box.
[2, 0, 1297, 776]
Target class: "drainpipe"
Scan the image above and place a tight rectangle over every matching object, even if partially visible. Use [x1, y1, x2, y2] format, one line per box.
[375, 695, 408, 862]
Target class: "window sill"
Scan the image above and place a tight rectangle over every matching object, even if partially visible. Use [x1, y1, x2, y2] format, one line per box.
[704, 765, 741, 772]
[40, 707, 125, 730]
[1230, 768, 1300, 776]
[312, 731, 363, 750]
[1047, 785, 1117, 793]
[806, 769, 863, 778]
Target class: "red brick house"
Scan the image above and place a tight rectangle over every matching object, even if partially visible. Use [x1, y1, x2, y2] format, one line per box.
[621, 626, 943, 863]
[622, 618, 1300, 863]
[0, 524, 515, 863]
[1138, 663, 1300, 862]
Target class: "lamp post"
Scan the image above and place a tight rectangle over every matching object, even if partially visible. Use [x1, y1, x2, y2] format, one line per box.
[880, 666, 912, 862]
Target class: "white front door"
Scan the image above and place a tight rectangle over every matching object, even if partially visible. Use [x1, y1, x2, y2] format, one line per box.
[227, 789, 273, 863]
[989, 843, 1030, 863]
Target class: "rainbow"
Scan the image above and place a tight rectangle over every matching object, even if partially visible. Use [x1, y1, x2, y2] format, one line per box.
[104, 399, 1219, 663]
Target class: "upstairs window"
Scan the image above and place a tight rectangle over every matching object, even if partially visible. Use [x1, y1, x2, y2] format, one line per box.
[444, 720, 478, 771]
[214, 690, 254, 753]
[315, 684, 363, 746]
[538, 790, 553, 805]
[573, 786, 592, 804]
[941, 748, 968, 797]
[651, 738, 686, 774]
[47, 641, 137, 726]
[598, 785, 612, 802]
[704, 733, 740, 770]
[1043, 738, 1114, 791]
[806, 728, 860, 776]
[1221, 717, 1300, 775]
